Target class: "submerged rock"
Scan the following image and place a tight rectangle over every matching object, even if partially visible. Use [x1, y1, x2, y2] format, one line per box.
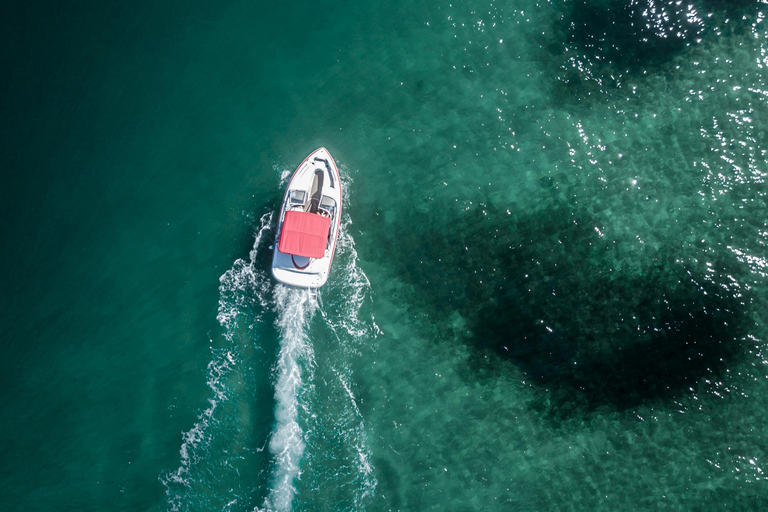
[372, 199, 752, 414]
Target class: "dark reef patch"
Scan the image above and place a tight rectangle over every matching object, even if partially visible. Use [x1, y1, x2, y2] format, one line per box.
[560, 0, 703, 73]
[369, 199, 752, 414]
[700, 0, 762, 16]
[552, 0, 764, 91]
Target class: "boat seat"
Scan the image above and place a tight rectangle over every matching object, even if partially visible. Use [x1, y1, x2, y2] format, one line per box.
[289, 190, 306, 207]
[320, 196, 336, 209]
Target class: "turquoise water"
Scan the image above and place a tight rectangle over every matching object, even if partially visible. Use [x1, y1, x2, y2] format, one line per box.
[2, 0, 768, 510]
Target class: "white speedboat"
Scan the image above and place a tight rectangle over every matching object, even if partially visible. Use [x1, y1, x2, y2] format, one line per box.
[271, 147, 342, 289]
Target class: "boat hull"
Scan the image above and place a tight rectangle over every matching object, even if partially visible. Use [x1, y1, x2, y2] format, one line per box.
[271, 147, 342, 289]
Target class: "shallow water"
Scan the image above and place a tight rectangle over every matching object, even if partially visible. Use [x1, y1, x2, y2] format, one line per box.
[1, 0, 768, 510]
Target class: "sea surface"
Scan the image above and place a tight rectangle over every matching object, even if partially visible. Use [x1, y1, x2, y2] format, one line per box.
[2, 1, 768, 510]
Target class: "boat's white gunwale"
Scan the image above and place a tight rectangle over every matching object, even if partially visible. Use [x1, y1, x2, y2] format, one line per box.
[271, 147, 342, 289]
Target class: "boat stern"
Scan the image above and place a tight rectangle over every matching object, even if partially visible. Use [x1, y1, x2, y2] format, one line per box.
[271, 264, 329, 289]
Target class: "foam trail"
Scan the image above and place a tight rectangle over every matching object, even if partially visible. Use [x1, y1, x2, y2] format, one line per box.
[294, 168, 378, 509]
[329, 169, 378, 504]
[259, 285, 318, 512]
[164, 165, 376, 511]
[322, 208, 378, 340]
[331, 218, 378, 503]
[161, 212, 273, 511]
[218, 212, 274, 333]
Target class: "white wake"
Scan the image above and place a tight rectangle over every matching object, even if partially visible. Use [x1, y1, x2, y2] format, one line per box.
[258, 286, 318, 512]
[161, 212, 274, 512]
[163, 166, 377, 512]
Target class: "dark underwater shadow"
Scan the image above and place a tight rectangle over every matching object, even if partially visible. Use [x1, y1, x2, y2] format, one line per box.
[369, 197, 753, 417]
[700, 0, 763, 16]
[565, 0, 702, 70]
[548, 0, 763, 96]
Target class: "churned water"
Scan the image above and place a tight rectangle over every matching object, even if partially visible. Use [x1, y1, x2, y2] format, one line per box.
[1, 0, 768, 510]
